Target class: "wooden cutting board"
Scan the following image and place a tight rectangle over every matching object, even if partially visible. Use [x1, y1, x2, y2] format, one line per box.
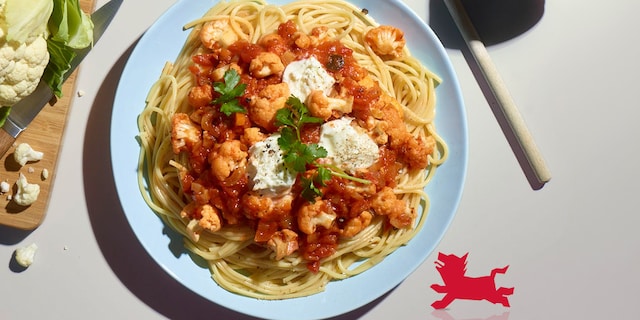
[0, 0, 96, 230]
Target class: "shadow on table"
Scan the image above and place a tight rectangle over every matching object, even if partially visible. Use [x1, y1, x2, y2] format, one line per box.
[428, 0, 548, 190]
[428, 0, 545, 50]
[82, 38, 390, 320]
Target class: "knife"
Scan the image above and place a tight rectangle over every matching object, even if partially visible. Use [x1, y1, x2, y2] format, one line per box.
[0, 0, 123, 158]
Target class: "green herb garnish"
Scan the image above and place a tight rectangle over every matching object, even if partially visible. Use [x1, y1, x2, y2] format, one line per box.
[276, 96, 370, 202]
[212, 69, 247, 116]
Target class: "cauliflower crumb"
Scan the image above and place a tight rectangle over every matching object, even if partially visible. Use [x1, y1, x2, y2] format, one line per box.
[0, 180, 9, 193]
[13, 142, 43, 166]
[77, 90, 85, 97]
[41, 168, 48, 180]
[15, 243, 38, 268]
[27, 166, 34, 173]
[14, 172, 39, 206]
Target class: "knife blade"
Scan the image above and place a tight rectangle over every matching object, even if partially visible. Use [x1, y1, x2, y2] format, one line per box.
[0, 0, 123, 157]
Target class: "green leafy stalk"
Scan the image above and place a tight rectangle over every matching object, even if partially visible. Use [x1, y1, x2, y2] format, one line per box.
[275, 96, 370, 201]
[212, 69, 247, 116]
[43, 0, 95, 97]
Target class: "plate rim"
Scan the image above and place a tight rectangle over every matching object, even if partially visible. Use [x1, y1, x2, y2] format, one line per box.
[110, 0, 468, 319]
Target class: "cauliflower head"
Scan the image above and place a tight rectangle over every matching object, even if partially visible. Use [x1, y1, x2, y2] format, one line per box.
[0, 0, 54, 107]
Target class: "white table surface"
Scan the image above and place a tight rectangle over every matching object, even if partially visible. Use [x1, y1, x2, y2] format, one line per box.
[2, 0, 639, 319]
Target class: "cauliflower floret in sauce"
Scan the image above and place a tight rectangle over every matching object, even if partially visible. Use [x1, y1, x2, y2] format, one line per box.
[242, 192, 294, 220]
[249, 51, 284, 78]
[306, 90, 352, 121]
[297, 200, 337, 235]
[183, 203, 223, 242]
[371, 187, 416, 229]
[366, 93, 435, 170]
[171, 113, 202, 154]
[187, 83, 213, 109]
[364, 25, 406, 59]
[200, 18, 241, 49]
[248, 82, 290, 131]
[267, 229, 299, 260]
[209, 140, 248, 182]
[341, 210, 373, 237]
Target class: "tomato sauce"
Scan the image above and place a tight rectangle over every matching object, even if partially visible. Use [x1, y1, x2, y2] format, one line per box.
[180, 20, 401, 272]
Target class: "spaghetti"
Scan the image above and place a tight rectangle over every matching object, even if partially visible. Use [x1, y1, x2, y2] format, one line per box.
[137, 0, 448, 299]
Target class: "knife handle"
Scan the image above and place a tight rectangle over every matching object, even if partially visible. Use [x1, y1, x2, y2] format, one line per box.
[0, 129, 16, 159]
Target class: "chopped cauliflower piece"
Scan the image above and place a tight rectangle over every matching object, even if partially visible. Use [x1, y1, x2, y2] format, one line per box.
[41, 168, 48, 180]
[13, 142, 43, 166]
[14, 172, 39, 206]
[15, 243, 38, 267]
[0, 180, 9, 193]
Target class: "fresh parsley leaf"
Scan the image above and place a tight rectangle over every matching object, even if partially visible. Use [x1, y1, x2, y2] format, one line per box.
[275, 108, 296, 128]
[300, 176, 322, 202]
[315, 167, 332, 186]
[276, 95, 370, 202]
[220, 100, 246, 115]
[286, 96, 323, 127]
[280, 140, 326, 173]
[212, 69, 247, 116]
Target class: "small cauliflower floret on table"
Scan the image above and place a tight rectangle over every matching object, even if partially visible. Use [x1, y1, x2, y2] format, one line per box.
[297, 199, 337, 235]
[267, 229, 299, 260]
[171, 113, 202, 154]
[364, 25, 406, 59]
[13, 172, 40, 206]
[13, 142, 43, 166]
[306, 90, 352, 121]
[15, 243, 38, 268]
[248, 82, 290, 131]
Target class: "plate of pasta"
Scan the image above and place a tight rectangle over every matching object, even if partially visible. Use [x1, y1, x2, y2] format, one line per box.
[111, 0, 467, 319]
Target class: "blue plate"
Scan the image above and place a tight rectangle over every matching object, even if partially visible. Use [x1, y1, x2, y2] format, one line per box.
[111, 0, 467, 319]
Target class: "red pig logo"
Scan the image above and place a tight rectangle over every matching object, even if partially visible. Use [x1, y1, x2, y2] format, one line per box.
[431, 252, 514, 309]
